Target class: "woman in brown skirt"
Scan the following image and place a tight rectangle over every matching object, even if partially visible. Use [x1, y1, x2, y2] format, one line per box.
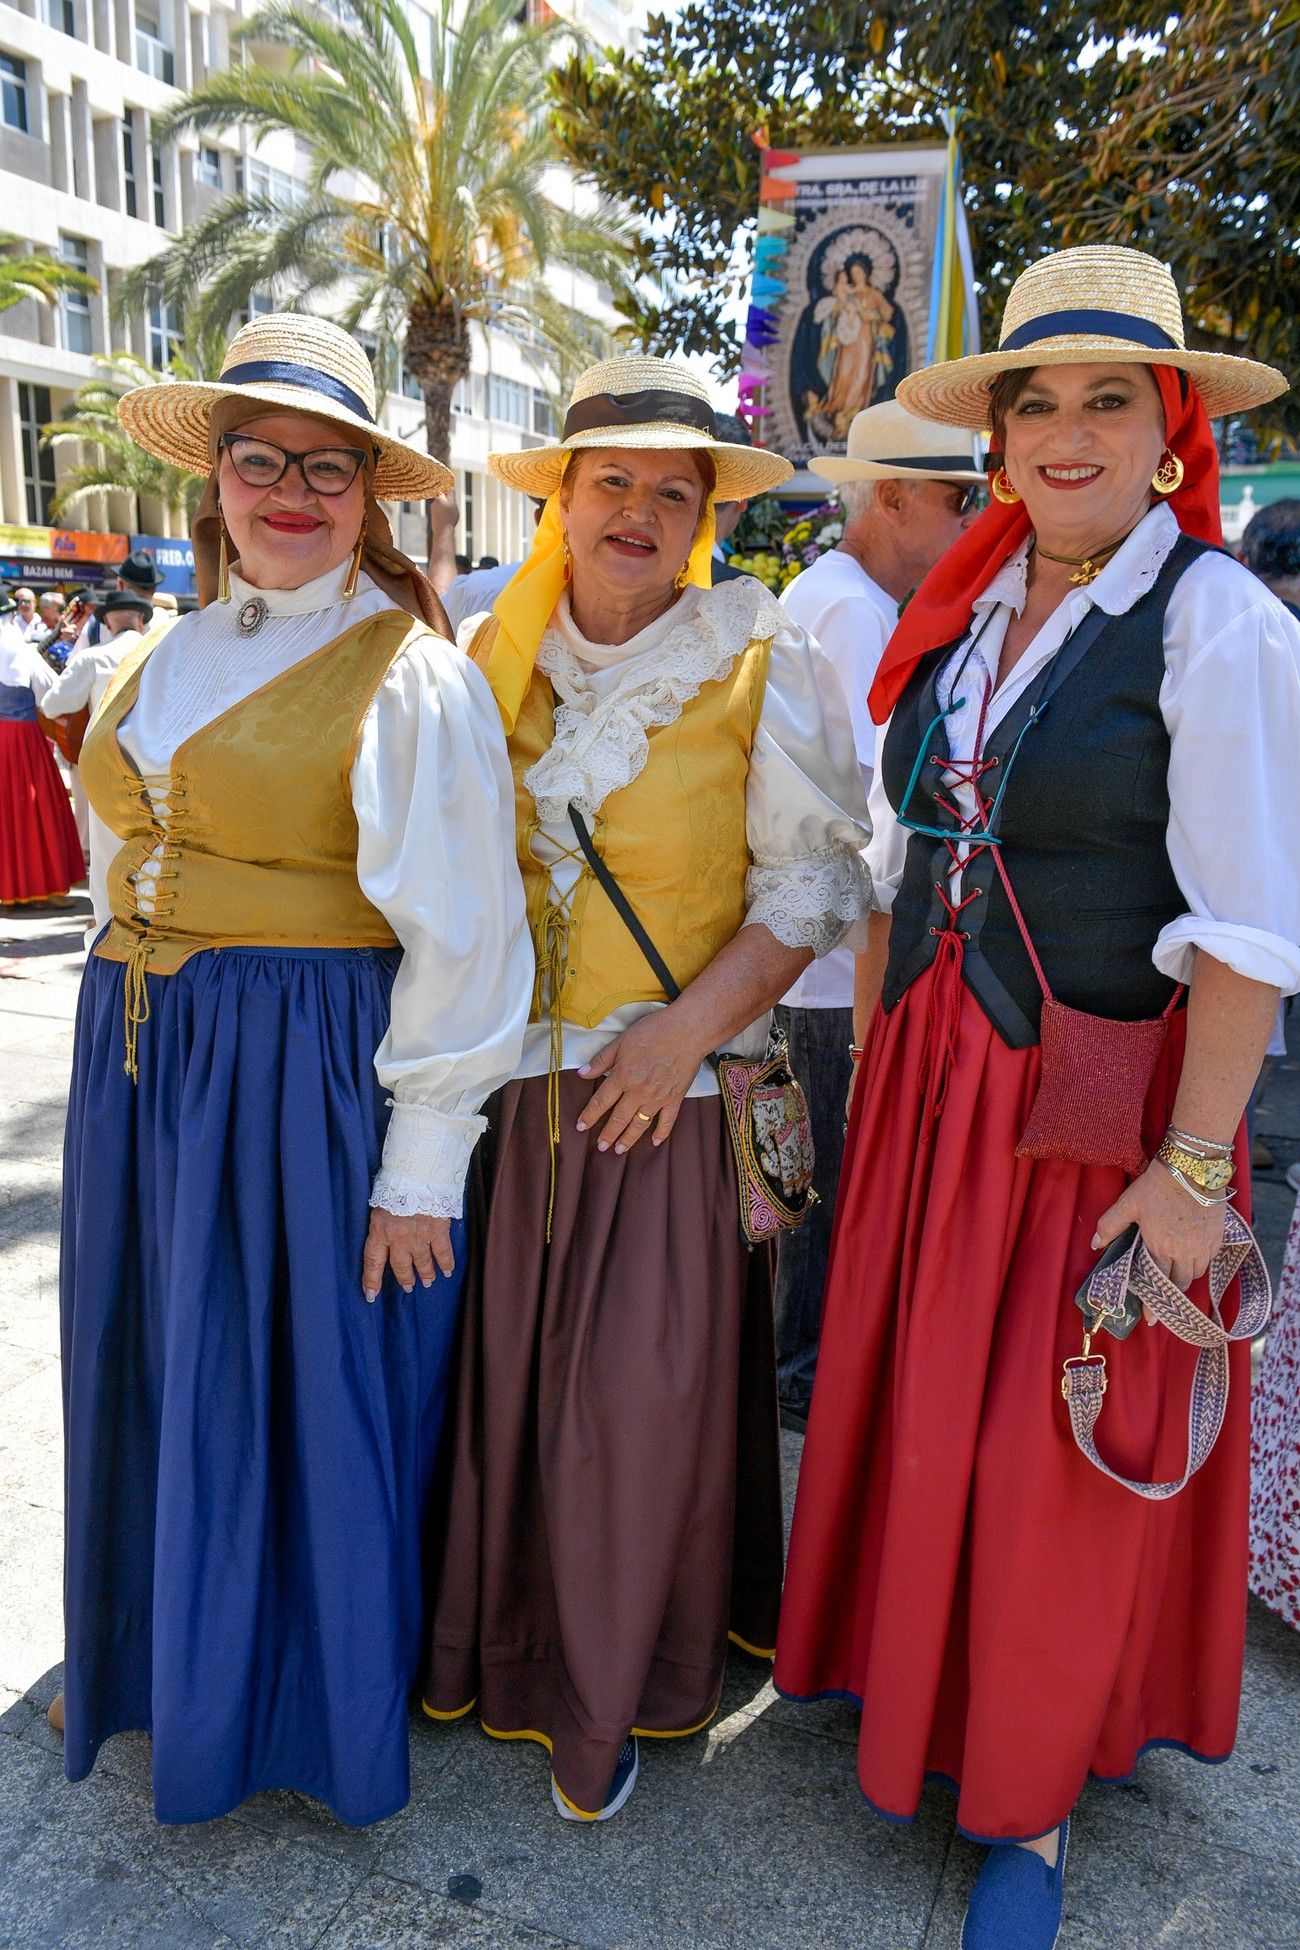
[424, 356, 871, 1821]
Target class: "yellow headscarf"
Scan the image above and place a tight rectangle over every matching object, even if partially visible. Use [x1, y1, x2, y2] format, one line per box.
[481, 464, 718, 734]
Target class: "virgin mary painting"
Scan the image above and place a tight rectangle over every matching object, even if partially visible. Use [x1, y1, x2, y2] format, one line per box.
[791, 229, 909, 450]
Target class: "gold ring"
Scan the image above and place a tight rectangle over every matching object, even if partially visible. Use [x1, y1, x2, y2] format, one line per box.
[634, 1110, 653, 1122]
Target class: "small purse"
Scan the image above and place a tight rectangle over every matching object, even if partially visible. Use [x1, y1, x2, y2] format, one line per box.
[989, 846, 1183, 1176]
[568, 806, 817, 1245]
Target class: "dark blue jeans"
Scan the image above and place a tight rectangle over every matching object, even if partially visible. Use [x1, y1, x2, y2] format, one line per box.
[773, 1003, 853, 1414]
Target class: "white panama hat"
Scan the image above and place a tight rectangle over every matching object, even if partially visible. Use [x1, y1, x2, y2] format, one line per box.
[810, 399, 984, 486]
[488, 356, 793, 501]
[897, 245, 1289, 431]
[117, 312, 454, 500]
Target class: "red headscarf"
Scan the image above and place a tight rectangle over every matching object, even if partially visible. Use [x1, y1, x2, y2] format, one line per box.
[867, 366, 1223, 723]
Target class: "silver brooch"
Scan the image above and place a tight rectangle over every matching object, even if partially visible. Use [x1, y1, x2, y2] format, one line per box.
[235, 596, 269, 638]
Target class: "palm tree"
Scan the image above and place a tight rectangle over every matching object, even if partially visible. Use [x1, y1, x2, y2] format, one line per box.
[126, 0, 637, 572]
[41, 336, 225, 528]
[0, 235, 97, 314]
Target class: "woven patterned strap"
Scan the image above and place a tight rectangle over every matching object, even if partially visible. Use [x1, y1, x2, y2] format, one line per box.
[1062, 1207, 1272, 1500]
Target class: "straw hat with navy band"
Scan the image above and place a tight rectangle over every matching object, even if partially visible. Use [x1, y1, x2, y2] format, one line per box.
[809, 399, 985, 487]
[117, 312, 454, 501]
[488, 356, 793, 502]
[896, 245, 1288, 431]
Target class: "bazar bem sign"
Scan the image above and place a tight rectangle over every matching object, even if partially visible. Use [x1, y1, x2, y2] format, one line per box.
[132, 533, 196, 596]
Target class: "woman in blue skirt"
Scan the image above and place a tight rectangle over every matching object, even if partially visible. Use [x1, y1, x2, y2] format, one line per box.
[56, 314, 532, 1826]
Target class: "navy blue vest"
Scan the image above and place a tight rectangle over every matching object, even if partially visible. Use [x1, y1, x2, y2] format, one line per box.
[879, 535, 1207, 1048]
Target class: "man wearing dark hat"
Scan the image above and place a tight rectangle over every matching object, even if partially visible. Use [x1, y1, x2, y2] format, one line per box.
[68, 548, 163, 656]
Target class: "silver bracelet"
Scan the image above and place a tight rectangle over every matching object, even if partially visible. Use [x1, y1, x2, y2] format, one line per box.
[1166, 1123, 1234, 1158]
[1161, 1161, 1237, 1209]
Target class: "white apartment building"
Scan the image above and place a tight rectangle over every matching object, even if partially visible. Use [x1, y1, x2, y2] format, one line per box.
[0, 0, 646, 589]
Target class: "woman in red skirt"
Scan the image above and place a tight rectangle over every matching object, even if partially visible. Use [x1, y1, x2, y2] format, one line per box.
[0, 612, 85, 903]
[774, 246, 1300, 1948]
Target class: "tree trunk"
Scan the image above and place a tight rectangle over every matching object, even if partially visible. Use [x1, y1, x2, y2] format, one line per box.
[404, 296, 472, 591]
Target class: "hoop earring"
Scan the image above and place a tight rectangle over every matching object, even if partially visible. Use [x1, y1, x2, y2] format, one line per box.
[217, 523, 231, 602]
[561, 536, 572, 582]
[673, 561, 691, 592]
[990, 467, 1021, 506]
[1151, 449, 1184, 496]
[342, 514, 366, 600]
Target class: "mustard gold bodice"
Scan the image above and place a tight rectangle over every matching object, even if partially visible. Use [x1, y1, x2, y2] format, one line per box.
[80, 609, 420, 979]
[480, 623, 773, 1029]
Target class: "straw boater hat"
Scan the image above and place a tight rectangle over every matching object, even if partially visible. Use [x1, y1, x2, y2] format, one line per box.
[810, 399, 984, 486]
[897, 246, 1289, 431]
[117, 313, 454, 499]
[488, 356, 793, 500]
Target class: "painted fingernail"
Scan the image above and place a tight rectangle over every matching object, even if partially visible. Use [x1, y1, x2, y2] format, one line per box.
[1090, 1234, 1101, 1250]
[575, 1121, 587, 1132]
[577, 1064, 591, 1077]
[421, 1276, 433, 1289]
[401, 1281, 415, 1294]
[614, 1143, 626, 1155]
[597, 1140, 609, 1153]
[363, 1289, 377, 1304]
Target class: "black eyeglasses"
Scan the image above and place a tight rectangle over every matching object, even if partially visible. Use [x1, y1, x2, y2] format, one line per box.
[952, 484, 983, 517]
[218, 432, 373, 496]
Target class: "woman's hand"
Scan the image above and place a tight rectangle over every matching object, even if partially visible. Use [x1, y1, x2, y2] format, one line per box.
[362, 1209, 455, 1301]
[577, 1010, 709, 1154]
[1092, 1160, 1228, 1297]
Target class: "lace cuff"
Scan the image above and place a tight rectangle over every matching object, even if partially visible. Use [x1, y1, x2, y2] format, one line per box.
[744, 844, 872, 959]
[370, 1100, 488, 1221]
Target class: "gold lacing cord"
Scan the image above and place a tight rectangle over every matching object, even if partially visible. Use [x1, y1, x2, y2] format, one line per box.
[526, 815, 592, 1242]
[118, 771, 186, 1083]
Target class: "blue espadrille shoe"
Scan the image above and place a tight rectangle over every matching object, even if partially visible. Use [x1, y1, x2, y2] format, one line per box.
[961, 1819, 1069, 1950]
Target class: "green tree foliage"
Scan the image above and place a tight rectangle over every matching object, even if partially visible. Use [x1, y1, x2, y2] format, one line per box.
[551, 1, 1299, 441]
[0, 235, 97, 314]
[42, 339, 226, 527]
[124, 0, 637, 569]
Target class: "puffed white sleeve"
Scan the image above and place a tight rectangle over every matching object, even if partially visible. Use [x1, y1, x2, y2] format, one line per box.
[351, 635, 533, 1219]
[743, 616, 874, 956]
[40, 649, 98, 717]
[1155, 559, 1300, 993]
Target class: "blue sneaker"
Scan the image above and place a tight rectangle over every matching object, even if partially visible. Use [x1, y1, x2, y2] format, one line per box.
[552, 1737, 639, 1823]
[961, 1819, 1070, 1950]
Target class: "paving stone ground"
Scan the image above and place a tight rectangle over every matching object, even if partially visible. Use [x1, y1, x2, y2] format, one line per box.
[2, 895, 1298, 1950]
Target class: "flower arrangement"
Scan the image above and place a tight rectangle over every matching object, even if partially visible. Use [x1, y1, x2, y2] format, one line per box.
[723, 496, 845, 591]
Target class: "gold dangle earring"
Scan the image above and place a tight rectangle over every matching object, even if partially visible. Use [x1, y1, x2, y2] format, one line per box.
[217, 514, 231, 603]
[673, 560, 691, 592]
[990, 467, 1022, 506]
[343, 513, 367, 600]
[1151, 449, 1185, 496]
[561, 535, 573, 582]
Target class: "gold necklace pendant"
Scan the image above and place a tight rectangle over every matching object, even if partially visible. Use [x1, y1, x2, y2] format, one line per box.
[1068, 560, 1101, 586]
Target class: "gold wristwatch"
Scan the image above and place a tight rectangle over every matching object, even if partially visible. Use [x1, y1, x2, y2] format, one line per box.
[1155, 1135, 1235, 1193]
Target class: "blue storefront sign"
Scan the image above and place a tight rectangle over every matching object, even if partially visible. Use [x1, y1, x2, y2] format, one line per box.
[131, 533, 196, 597]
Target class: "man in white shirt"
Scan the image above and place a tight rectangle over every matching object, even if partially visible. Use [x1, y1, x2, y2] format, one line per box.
[42, 590, 153, 867]
[13, 586, 39, 641]
[774, 397, 984, 1427]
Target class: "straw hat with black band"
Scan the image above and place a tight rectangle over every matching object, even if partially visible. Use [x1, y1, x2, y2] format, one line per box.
[117, 313, 453, 631]
[810, 399, 984, 488]
[479, 356, 793, 732]
[896, 245, 1287, 430]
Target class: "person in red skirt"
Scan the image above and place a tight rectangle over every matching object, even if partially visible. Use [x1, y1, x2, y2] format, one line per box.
[774, 245, 1300, 1949]
[0, 596, 85, 904]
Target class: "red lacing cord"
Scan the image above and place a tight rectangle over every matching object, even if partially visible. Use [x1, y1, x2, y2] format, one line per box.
[919, 680, 997, 1115]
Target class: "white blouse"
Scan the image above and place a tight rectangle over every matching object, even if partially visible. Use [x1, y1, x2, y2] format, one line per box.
[89, 563, 533, 1219]
[866, 502, 1300, 995]
[461, 575, 873, 1093]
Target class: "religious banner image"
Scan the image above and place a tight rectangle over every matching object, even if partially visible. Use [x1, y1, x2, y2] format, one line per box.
[738, 135, 979, 472]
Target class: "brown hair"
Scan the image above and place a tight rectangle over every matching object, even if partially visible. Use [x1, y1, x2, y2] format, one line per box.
[560, 446, 716, 504]
[986, 367, 1038, 457]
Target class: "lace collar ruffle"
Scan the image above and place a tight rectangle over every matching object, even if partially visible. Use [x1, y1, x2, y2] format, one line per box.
[524, 576, 785, 823]
[973, 503, 1179, 621]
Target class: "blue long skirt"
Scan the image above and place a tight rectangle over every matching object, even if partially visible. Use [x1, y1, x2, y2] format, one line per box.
[60, 944, 465, 1826]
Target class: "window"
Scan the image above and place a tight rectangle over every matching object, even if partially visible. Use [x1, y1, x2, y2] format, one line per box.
[1, 54, 29, 135]
[19, 384, 56, 525]
[148, 294, 181, 368]
[151, 141, 165, 226]
[42, 0, 77, 34]
[135, 9, 175, 85]
[122, 114, 138, 218]
[531, 387, 557, 437]
[197, 145, 221, 190]
[488, 374, 529, 428]
[59, 235, 92, 355]
[461, 471, 475, 558]
[237, 289, 275, 327]
[238, 158, 302, 208]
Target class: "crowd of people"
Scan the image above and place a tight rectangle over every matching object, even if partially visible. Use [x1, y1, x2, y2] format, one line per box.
[4, 242, 1300, 1950]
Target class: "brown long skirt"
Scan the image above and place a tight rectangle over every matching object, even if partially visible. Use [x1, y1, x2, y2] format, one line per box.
[424, 1071, 784, 1816]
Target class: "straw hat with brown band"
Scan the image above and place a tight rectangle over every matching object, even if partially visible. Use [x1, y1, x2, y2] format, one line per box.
[896, 245, 1288, 430]
[488, 355, 794, 502]
[117, 313, 455, 631]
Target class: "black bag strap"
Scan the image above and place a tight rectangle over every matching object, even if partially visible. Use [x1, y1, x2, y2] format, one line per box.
[568, 803, 684, 1001]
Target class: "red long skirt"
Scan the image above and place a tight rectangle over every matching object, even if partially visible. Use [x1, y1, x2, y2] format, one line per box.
[0, 718, 85, 902]
[774, 960, 1251, 1843]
